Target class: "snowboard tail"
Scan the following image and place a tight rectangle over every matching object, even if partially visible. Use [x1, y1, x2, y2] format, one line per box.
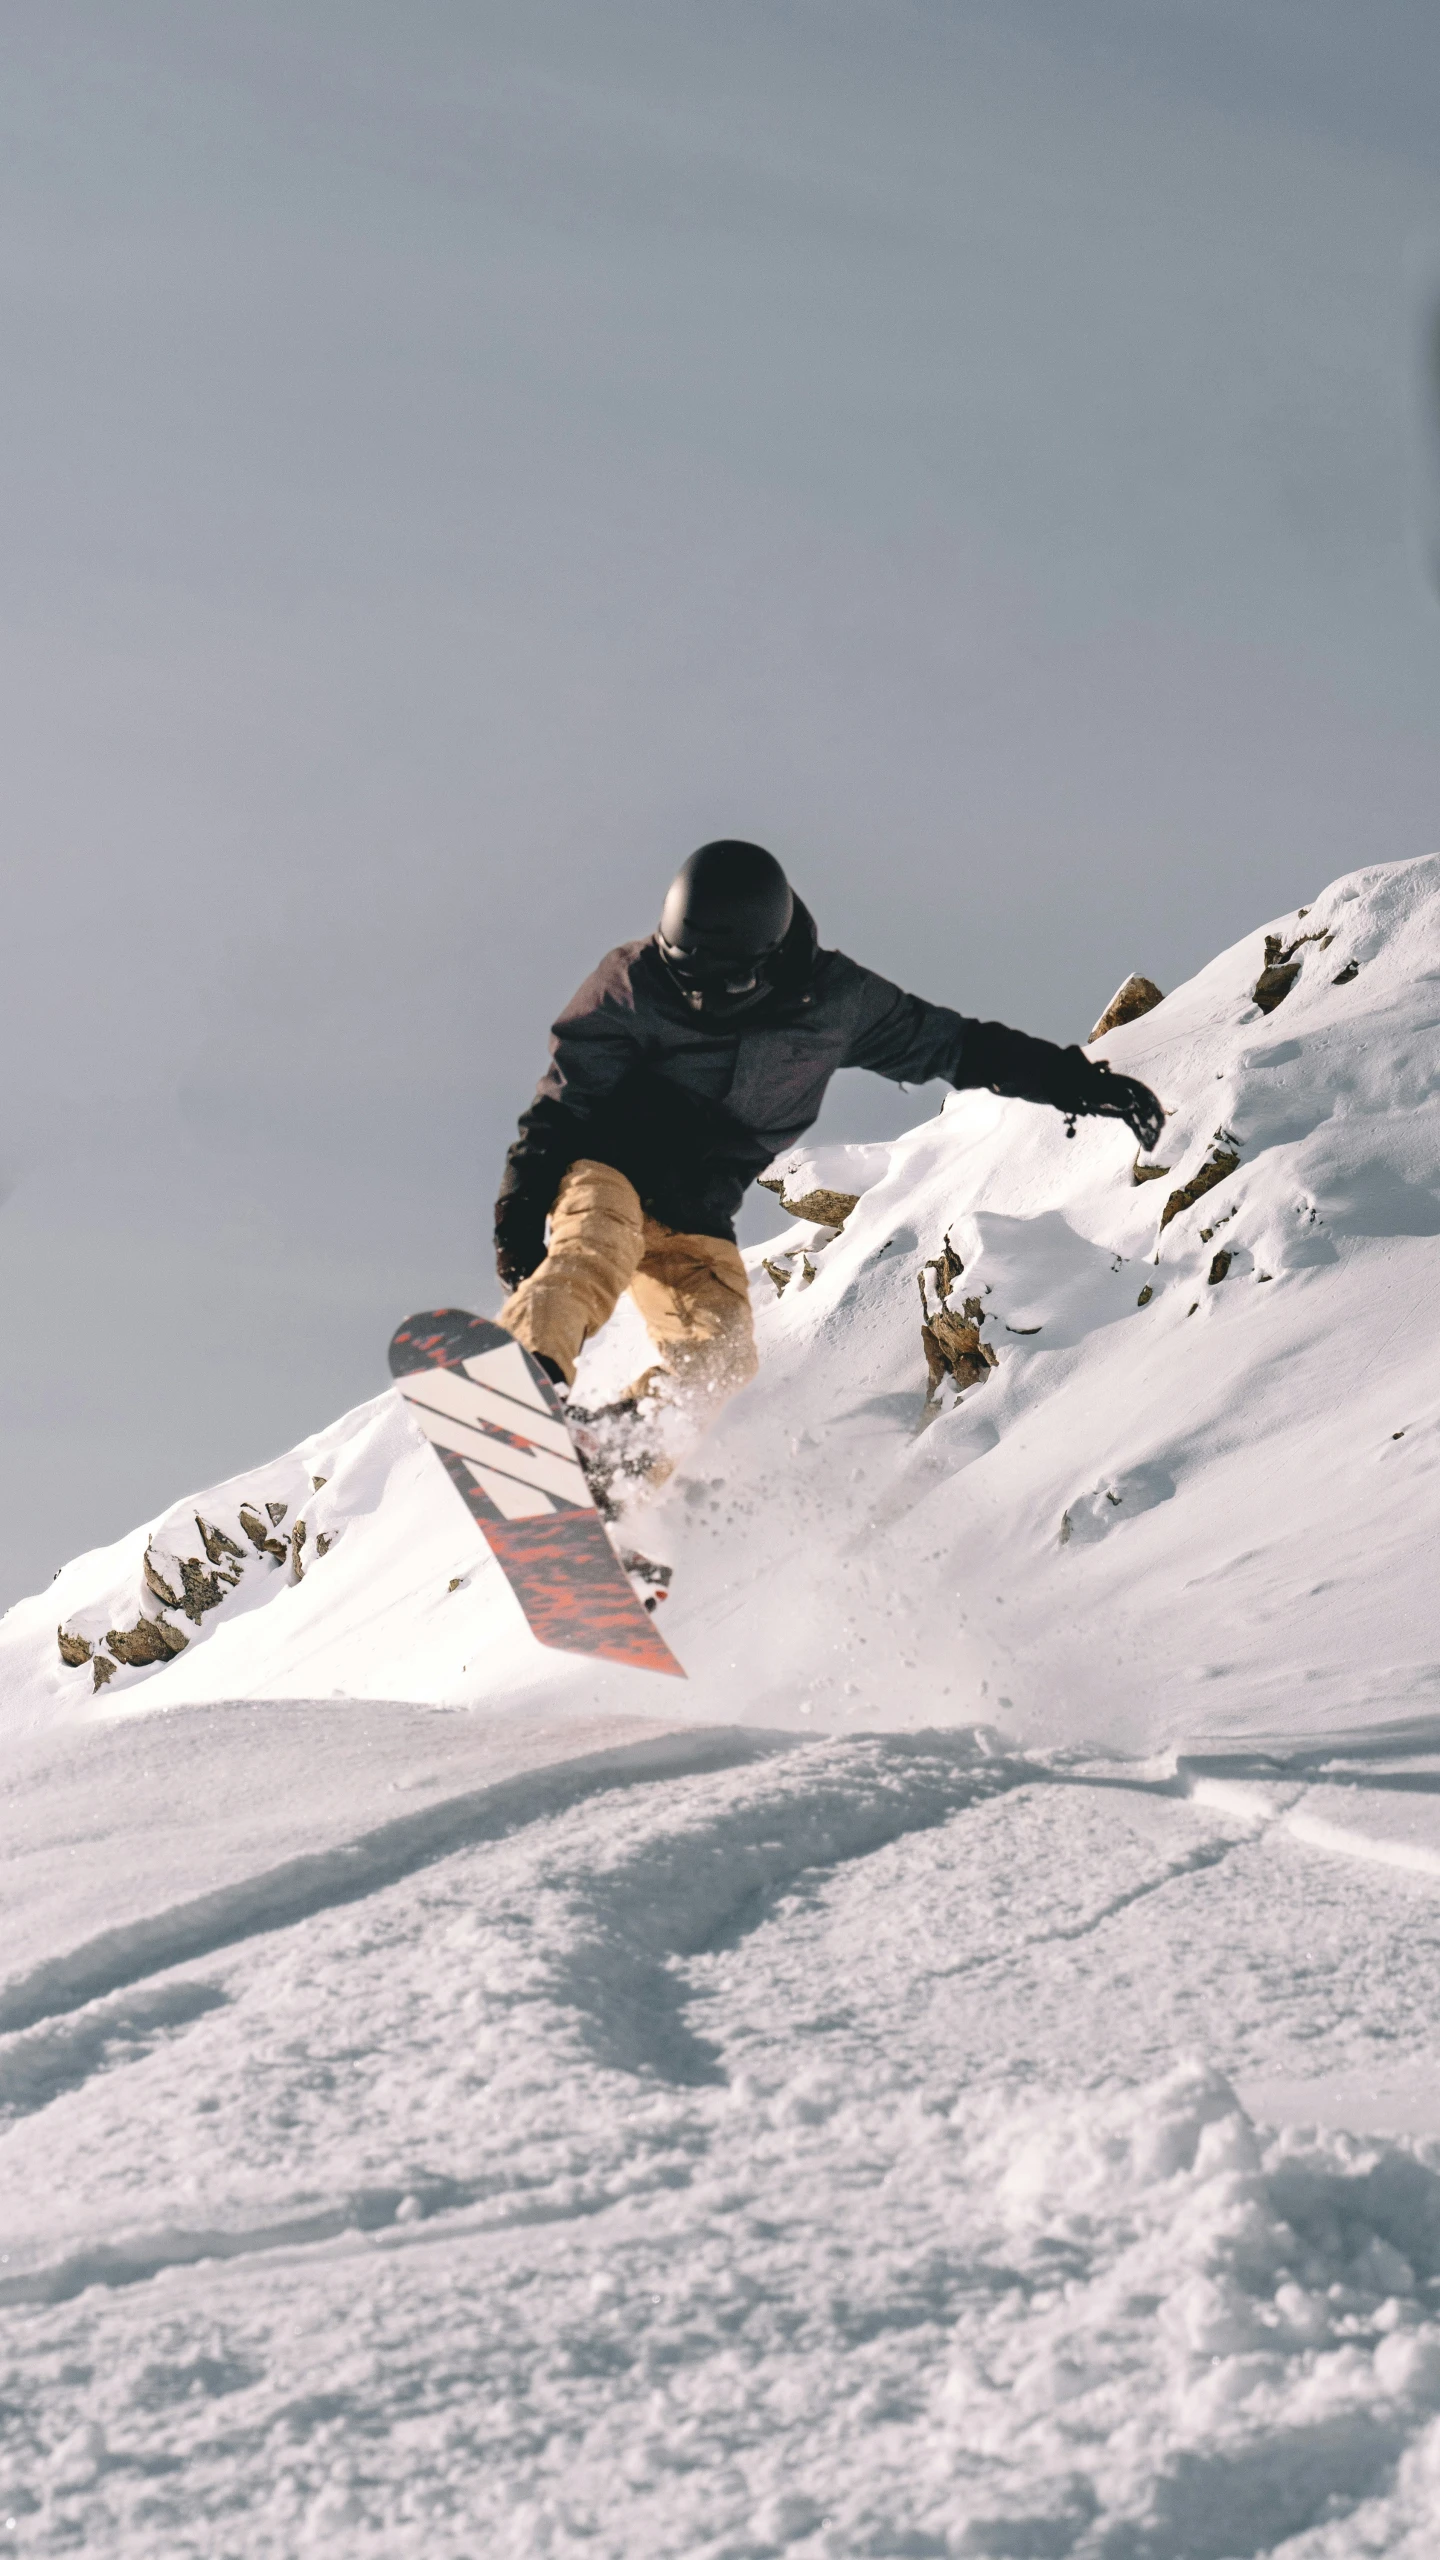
[389, 1308, 683, 1676]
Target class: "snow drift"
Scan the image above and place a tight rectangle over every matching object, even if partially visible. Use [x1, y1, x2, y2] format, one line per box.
[7, 850, 1440, 1757]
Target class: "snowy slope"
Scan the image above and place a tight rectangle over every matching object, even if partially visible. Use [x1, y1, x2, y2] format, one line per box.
[7, 857, 1440, 2554]
[6, 850, 1440, 1756]
[10, 1721, 1440, 2553]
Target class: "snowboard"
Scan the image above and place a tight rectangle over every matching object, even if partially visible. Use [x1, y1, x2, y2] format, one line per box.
[388, 1308, 684, 1677]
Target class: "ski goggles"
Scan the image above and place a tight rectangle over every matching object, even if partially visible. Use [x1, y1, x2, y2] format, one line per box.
[655, 931, 786, 995]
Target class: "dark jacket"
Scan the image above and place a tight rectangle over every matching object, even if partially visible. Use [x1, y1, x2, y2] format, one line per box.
[496, 901, 1106, 1262]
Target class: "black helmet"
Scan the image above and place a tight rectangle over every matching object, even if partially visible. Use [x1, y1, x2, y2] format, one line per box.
[656, 841, 794, 1008]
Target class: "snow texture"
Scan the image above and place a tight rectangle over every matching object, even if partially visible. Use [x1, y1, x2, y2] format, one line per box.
[5, 855, 1440, 2552]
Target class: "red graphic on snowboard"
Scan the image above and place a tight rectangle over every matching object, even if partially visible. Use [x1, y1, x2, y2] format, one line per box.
[389, 1309, 683, 1677]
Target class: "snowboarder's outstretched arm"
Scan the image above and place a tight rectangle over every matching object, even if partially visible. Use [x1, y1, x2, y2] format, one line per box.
[960, 1019, 1163, 1151]
[836, 962, 1164, 1153]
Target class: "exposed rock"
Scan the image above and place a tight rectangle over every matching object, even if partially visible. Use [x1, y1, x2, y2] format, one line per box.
[196, 1514, 245, 1565]
[1159, 1144, 1240, 1231]
[57, 1627, 92, 1667]
[177, 1557, 229, 1624]
[266, 1500, 288, 1526]
[1088, 975, 1165, 1042]
[923, 1237, 965, 1302]
[922, 1309, 997, 1399]
[918, 1244, 998, 1396]
[92, 1655, 116, 1691]
[311, 1475, 328, 1492]
[1136, 1284, 1154, 1307]
[148, 1543, 232, 1623]
[1332, 959, 1360, 985]
[791, 1187, 859, 1229]
[1252, 960, 1301, 1014]
[920, 1322, 947, 1399]
[143, 1550, 183, 1610]
[1252, 927, 1333, 1015]
[761, 1258, 791, 1297]
[106, 1613, 189, 1667]
[290, 1518, 307, 1581]
[315, 1531, 333, 1558]
[1208, 1250, 1233, 1285]
[756, 1177, 861, 1229]
[239, 1504, 288, 1563]
[1132, 1159, 1170, 1185]
[794, 1255, 818, 1290]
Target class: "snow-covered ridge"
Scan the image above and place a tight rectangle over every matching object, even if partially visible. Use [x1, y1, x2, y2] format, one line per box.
[5, 852, 1440, 1754]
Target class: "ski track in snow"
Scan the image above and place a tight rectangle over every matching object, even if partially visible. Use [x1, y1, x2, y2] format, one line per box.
[9, 857, 1440, 2549]
[5, 1732, 1440, 2551]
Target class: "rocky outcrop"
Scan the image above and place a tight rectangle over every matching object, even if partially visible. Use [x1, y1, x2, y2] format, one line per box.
[918, 1240, 998, 1398]
[105, 1613, 189, 1667]
[1088, 975, 1165, 1042]
[55, 1481, 338, 1691]
[196, 1515, 245, 1566]
[756, 1174, 861, 1230]
[922, 1309, 998, 1396]
[1252, 926, 1332, 1015]
[1159, 1140, 1240, 1232]
[239, 1504, 288, 1564]
[145, 1544, 238, 1624]
[142, 1551, 182, 1609]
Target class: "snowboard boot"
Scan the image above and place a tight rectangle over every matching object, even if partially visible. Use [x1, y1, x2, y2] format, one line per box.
[566, 1371, 675, 1520]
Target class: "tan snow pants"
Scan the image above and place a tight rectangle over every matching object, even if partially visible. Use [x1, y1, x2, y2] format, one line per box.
[497, 1158, 758, 1407]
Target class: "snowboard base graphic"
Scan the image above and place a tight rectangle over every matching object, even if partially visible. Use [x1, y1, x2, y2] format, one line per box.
[389, 1309, 684, 1676]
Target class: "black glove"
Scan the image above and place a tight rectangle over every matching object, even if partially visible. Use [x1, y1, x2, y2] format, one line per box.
[1071, 1057, 1165, 1153]
[959, 1022, 1164, 1153]
[493, 1193, 548, 1294]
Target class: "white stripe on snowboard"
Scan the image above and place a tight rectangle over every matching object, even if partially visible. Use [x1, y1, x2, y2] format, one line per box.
[460, 1340, 553, 1413]
[462, 1460, 555, 1520]
[401, 1394, 594, 1508]
[400, 1364, 575, 1459]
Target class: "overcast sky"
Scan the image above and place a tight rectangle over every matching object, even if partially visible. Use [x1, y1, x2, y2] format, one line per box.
[4, 0, 1440, 1608]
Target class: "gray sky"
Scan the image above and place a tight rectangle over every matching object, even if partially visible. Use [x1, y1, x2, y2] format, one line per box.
[4, 0, 1440, 1608]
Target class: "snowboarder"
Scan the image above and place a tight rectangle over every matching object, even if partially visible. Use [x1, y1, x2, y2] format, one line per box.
[494, 840, 1163, 1425]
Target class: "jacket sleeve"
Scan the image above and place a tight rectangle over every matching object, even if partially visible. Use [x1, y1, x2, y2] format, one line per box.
[835, 958, 1103, 1111]
[946, 1018, 1102, 1110]
[495, 958, 647, 1227]
[834, 961, 971, 1084]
